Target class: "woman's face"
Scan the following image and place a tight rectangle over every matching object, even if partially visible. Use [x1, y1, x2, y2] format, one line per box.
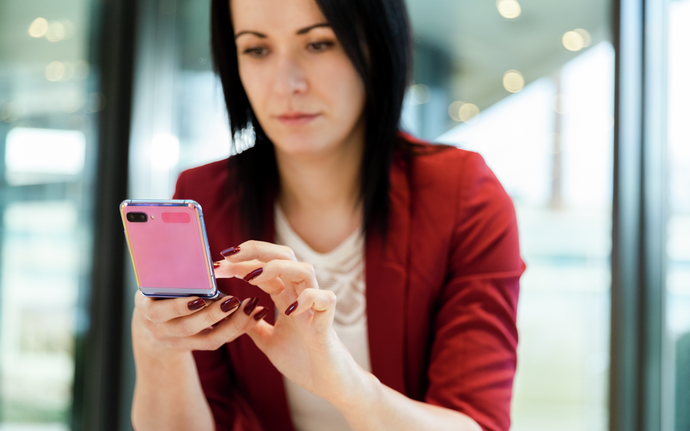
[230, 0, 366, 159]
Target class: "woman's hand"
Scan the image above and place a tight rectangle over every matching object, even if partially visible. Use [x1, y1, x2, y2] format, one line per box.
[131, 290, 269, 431]
[214, 240, 366, 405]
[132, 289, 269, 360]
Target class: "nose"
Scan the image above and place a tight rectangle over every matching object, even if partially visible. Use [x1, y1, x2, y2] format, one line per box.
[272, 51, 308, 96]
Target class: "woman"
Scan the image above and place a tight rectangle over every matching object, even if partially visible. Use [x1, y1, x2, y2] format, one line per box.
[131, 0, 524, 430]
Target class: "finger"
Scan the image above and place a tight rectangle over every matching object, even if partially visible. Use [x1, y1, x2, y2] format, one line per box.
[189, 306, 272, 351]
[246, 313, 275, 352]
[213, 258, 264, 279]
[222, 240, 297, 263]
[137, 292, 211, 323]
[245, 260, 318, 297]
[284, 289, 336, 334]
[159, 296, 243, 337]
[284, 288, 336, 317]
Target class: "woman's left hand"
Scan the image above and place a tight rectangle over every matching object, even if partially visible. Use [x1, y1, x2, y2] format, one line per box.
[213, 240, 366, 405]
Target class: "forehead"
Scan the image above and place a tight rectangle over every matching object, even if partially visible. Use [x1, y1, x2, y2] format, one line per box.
[230, 0, 327, 33]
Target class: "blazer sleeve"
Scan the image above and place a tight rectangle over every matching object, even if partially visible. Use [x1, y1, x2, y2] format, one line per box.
[173, 171, 264, 431]
[424, 152, 524, 431]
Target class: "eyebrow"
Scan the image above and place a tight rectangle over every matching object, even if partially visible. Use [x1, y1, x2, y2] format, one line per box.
[234, 23, 331, 40]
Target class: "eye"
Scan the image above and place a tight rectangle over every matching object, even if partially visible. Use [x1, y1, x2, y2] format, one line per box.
[307, 41, 334, 52]
[242, 47, 268, 58]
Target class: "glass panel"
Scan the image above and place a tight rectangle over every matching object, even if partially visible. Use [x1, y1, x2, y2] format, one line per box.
[667, 1, 690, 430]
[405, 2, 613, 430]
[0, 0, 98, 427]
[136, 1, 612, 430]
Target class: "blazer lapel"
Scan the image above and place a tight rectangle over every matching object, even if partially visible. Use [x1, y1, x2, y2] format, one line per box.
[365, 158, 411, 395]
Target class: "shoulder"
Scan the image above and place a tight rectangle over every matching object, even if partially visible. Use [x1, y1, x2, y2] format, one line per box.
[173, 159, 232, 201]
[175, 159, 229, 195]
[398, 133, 521, 273]
[398, 133, 506, 207]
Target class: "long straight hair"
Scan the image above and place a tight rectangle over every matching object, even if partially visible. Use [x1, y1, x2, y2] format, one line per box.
[210, 0, 412, 239]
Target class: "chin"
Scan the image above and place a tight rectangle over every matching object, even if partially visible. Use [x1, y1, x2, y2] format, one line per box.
[269, 131, 337, 157]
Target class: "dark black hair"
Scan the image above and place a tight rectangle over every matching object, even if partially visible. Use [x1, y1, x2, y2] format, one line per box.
[210, 0, 412, 239]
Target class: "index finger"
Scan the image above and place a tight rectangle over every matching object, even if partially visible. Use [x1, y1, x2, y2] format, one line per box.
[135, 291, 211, 323]
[221, 240, 297, 263]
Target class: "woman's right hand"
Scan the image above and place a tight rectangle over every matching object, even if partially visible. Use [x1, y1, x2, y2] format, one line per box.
[131, 291, 269, 359]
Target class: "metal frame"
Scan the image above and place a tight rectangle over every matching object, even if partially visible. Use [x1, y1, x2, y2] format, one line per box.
[70, 0, 137, 428]
[610, 0, 669, 429]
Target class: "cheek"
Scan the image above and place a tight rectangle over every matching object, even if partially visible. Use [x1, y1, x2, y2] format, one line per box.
[238, 62, 269, 117]
[319, 58, 366, 119]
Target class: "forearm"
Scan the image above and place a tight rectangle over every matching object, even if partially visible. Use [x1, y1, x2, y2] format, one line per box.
[335, 371, 482, 431]
[131, 344, 214, 431]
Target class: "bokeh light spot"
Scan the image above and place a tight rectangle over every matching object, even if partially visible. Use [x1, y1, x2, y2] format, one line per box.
[46, 21, 66, 42]
[562, 31, 585, 51]
[410, 84, 431, 105]
[45, 61, 65, 81]
[28, 18, 48, 38]
[503, 69, 525, 93]
[459, 103, 480, 123]
[497, 0, 521, 19]
[574, 28, 592, 48]
[448, 101, 464, 122]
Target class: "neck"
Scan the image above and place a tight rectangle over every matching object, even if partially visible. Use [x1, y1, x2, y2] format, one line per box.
[273, 124, 365, 253]
[275, 131, 364, 218]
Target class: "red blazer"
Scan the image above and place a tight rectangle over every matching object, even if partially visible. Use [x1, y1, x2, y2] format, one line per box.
[173, 138, 524, 431]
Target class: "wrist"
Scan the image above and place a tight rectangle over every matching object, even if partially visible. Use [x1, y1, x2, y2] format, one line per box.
[131, 313, 190, 367]
[330, 366, 384, 418]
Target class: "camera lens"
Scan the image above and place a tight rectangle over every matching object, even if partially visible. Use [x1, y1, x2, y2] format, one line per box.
[126, 212, 148, 223]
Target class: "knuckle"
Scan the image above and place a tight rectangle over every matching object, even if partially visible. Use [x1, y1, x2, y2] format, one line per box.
[175, 319, 196, 337]
[299, 262, 316, 281]
[145, 305, 161, 323]
[173, 299, 189, 317]
[244, 240, 259, 253]
[202, 309, 220, 327]
[231, 317, 246, 333]
[283, 246, 297, 261]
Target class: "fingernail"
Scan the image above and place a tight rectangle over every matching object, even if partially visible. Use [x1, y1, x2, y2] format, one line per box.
[213, 261, 221, 269]
[220, 246, 240, 257]
[285, 301, 298, 316]
[243, 267, 263, 282]
[244, 297, 259, 315]
[188, 298, 206, 311]
[254, 308, 269, 321]
[221, 296, 241, 312]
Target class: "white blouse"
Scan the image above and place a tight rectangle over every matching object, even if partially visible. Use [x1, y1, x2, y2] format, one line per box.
[274, 205, 371, 431]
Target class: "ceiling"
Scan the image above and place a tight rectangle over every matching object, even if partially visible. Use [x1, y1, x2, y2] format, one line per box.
[406, 0, 611, 109]
[0, 0, 612, 127]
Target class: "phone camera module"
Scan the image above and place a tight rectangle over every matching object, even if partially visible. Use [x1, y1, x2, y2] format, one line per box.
[126, 212, 148, 223]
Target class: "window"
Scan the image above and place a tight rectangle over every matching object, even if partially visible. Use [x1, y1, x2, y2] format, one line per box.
[667, 1, 690, 429]
[0, 0, 99, 427]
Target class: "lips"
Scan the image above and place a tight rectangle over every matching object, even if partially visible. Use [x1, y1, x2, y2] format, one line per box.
[276, 112, 320, 126]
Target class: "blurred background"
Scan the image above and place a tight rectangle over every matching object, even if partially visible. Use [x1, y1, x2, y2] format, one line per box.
[0, 0, 686, 430]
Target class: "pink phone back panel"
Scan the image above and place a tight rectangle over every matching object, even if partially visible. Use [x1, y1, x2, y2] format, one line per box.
[123, 204, 211, 290]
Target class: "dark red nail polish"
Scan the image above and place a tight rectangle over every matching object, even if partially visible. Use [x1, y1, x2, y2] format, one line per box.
[254, 308, 269, 321]
[220, 246, 240, 257]
[244, 297, 259, 315]
[188, 298, 206, 311]
[243, 267, 263, 282]
[221, 296, 241, 312]
[213, 261, 221, 269]
[285, 301, 298, 316]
